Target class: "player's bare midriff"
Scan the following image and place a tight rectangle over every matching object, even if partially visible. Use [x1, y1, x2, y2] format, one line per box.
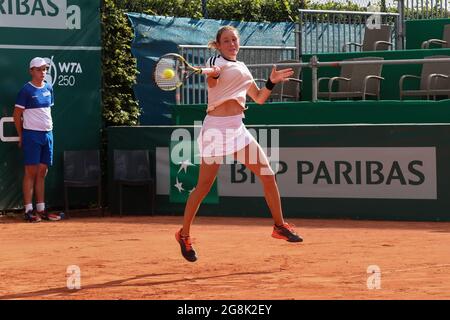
[207, 99, 244, 117]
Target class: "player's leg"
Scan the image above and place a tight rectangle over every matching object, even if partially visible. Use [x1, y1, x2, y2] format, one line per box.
[36, 131, 52, 203]
[36, 131, 59, 221]
[35, 163, 48, 205]
[22, 130, 41, 222]
[234, 141, 283, 224]
[234, 141, 303, 242]
[176, 159, 221, 262]
[23, 165, 38, 207]
[181, 159, 220, 236]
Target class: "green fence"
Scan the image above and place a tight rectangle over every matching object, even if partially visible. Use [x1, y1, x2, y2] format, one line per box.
[172, 99, 450, 125]
[406, 18, 450, 49]
[107, 123, 450, 221]
[105, 99, 450, 221]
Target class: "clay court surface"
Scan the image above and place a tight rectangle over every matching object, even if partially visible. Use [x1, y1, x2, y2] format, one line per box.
[1, 215, 450, 300]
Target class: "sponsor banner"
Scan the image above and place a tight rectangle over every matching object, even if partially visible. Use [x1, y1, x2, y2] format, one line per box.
[0, 0, 67, 29]
[0, 0, 99, 46]
[157, 147, 437, 200]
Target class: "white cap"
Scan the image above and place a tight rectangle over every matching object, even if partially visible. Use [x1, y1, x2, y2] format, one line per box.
[29, 57, 49, 69]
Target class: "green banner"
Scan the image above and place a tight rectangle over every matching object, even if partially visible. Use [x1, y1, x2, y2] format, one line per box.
[172, 99, 450, 126]
[0, 0, 101, 210]
[169, 140, 218, 204]
[107, 124, 450, 221]
[406, 18, 450, 50]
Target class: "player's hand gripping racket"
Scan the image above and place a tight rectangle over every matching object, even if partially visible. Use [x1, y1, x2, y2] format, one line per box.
[153, 53, 215, 91]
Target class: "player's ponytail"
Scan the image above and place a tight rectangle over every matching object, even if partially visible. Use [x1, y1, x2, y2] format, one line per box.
[207, 40, 218, 49]
[207, 26, 239, 50]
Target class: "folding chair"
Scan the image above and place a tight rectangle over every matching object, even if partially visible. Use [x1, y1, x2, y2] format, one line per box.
[317, 57, 385, 100]
[343, 25, 393, 52]
[399, 55, 450, 100]
[421, 24, 450, 49]
[113, 149, 155, 217]
[64, 150, 103, 217]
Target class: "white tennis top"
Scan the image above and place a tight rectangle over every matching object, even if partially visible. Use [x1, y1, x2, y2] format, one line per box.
[206, 55, 254, 112]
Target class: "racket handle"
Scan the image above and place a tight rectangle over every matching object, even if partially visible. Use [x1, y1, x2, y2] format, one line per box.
[200, 68, 215, 75]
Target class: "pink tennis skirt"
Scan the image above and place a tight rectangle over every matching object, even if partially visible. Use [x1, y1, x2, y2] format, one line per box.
[197, 114, 256, 158]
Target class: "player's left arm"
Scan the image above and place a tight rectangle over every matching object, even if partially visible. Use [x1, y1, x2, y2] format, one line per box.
[247, 66, 294, 105]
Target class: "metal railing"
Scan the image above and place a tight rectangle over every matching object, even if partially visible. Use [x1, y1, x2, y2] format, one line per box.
[298, 2, 449, 55]
[298, 9, 401, 55]
[247, 56, 450, 102]
[174, 2, 450, 104]
[401, 0, 449, 19]
[178, 45, 297, 105]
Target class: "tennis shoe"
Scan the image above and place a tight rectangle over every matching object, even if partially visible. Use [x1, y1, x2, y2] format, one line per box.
[175, 228, 197, 262]
[24, 210, 41, 223]
[39, 211, 61, 221]
[272, 223, 303, 242]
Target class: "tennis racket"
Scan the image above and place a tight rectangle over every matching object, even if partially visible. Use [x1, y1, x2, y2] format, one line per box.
[153, 53, 215, 91]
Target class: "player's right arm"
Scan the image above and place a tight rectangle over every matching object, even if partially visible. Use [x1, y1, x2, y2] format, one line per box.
[207, 66, 221, 88]
[14, 86, 28, 148]
[206, 57, 221, 88]
[13, 107, 24, 148]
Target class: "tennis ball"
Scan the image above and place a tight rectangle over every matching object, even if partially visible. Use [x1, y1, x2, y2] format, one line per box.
[162, 68, 175, 79]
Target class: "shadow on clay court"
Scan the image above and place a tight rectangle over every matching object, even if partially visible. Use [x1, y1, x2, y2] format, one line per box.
[0, 270, 278, 300]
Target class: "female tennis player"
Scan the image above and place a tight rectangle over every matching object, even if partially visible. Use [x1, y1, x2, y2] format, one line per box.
[176, 26, 303, 262]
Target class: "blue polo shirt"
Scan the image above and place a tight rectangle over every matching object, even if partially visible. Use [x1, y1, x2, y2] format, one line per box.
[15, 82, 54, 132]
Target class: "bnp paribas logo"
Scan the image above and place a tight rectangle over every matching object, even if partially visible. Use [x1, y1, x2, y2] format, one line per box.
[0, 0, 81, 30]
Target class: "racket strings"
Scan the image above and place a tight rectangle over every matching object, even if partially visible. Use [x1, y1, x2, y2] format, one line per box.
[154, 57, 183, 91]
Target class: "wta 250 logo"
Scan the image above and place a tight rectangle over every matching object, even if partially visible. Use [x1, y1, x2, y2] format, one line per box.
[43, 56, 82, 87]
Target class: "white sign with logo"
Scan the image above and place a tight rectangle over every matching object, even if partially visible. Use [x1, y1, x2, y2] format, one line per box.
[156, 147, 437, 199]
[0, 0, 80, 29]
